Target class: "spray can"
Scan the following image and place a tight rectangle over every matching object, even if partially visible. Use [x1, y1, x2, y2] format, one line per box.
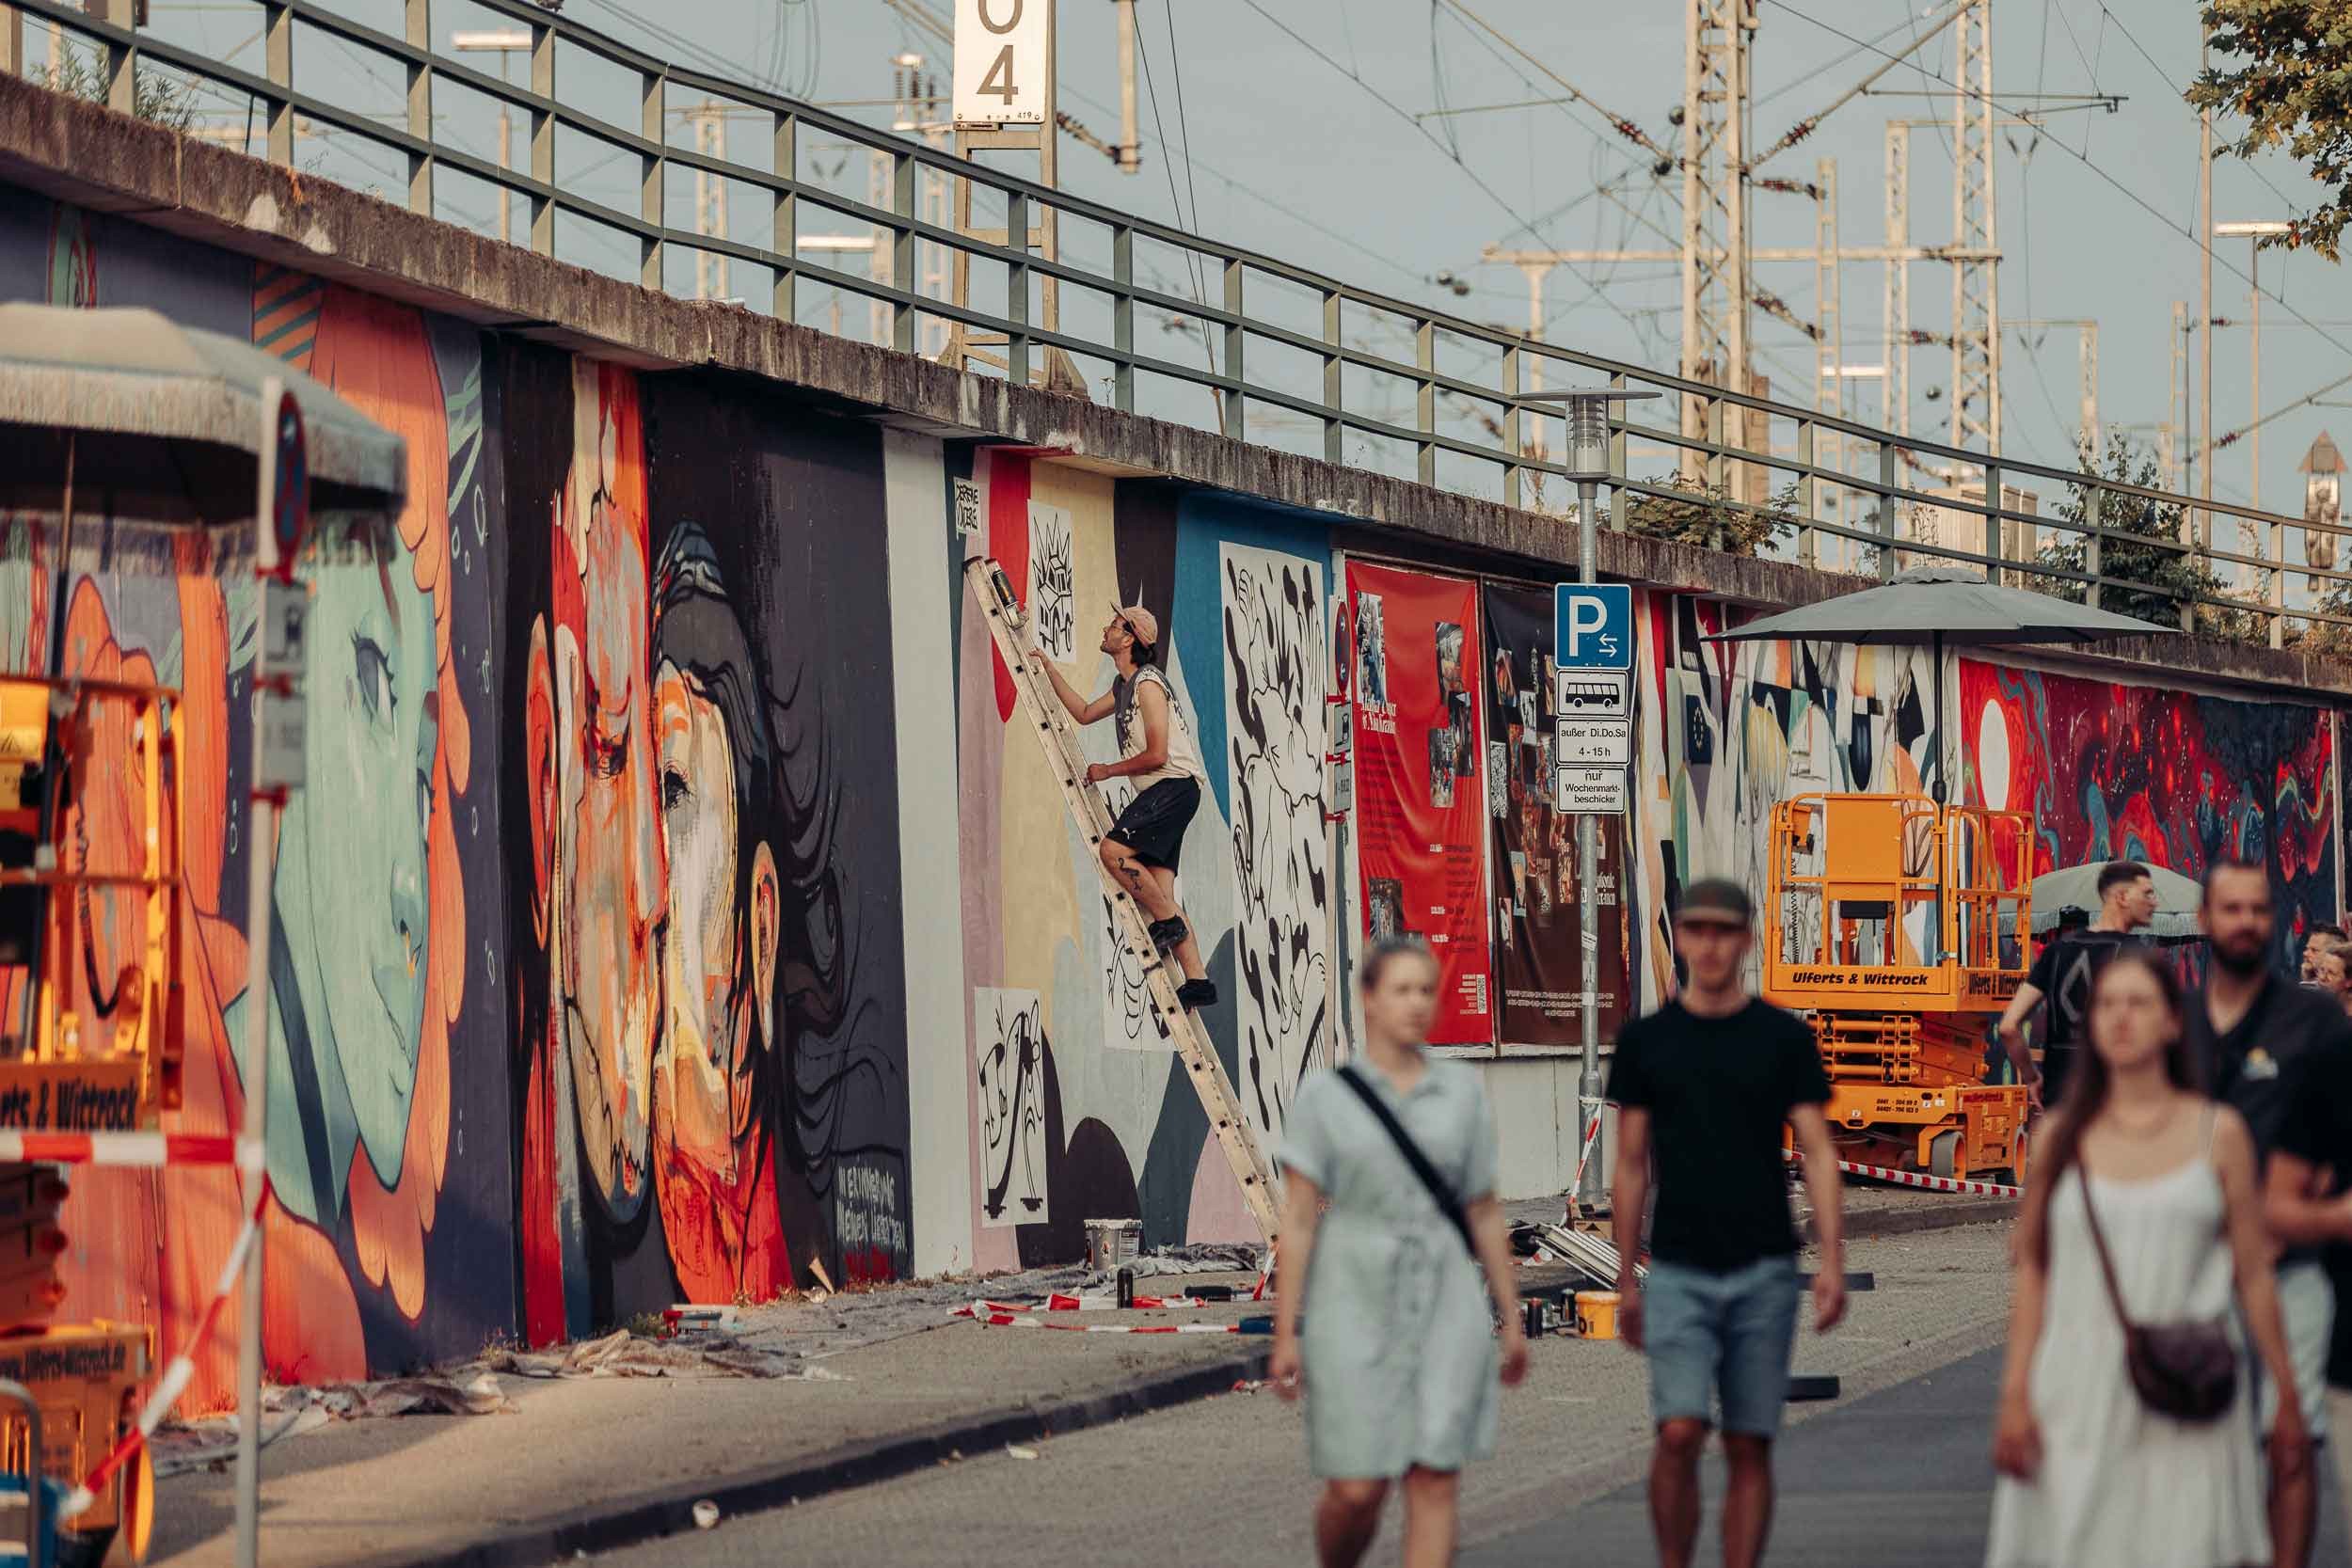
[1117, 1267, 1135, 1308]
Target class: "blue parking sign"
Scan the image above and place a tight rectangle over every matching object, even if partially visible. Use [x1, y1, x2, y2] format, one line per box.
[1554, 583, 1632, 671]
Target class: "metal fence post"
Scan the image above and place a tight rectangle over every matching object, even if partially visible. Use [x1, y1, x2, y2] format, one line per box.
[262, 1, 292, 162]
[1111, 224, 1135, 413]
[772, 110, 796, 320]
[100, 0, 135, 115]
[529, 21, 555, 257]
[1981, 462, 2001, 586]
[639, 66, 664, 291]
[405, 0, 434, 215]
[1002, 187, 1027, 383]
[1501, 339, 1521, 509]
[1221, 258, 1245, 440]
[1415, 318, 1437, 486]
[1796, 417, 1819, 569]
[1877, 440, 1898, 582]
[1321, 289, 1343, 465]
[2084, 485, 2103, 612]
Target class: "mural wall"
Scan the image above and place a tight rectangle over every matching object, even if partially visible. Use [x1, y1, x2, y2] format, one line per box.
[946, 467, 1343, 1259]
[1958, 658, 2338, 966]
[0, 190, 910, 1403]
[3, 176, 2344, 1386]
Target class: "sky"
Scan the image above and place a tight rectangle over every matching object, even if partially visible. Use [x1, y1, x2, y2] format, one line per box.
[135, 0, 2352, 531]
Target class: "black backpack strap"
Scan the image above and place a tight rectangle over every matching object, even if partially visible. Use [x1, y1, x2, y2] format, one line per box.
[1333, 1064, 1479, 1259]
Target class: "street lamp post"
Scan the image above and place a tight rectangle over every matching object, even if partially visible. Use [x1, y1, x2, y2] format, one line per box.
[2216, 219, 2294, 645]
[453, 29, 532, 245]
[1524, 385, 1658, 1219]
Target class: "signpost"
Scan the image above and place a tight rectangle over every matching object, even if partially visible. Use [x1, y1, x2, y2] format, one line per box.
[1528, 383, 1657, 1221]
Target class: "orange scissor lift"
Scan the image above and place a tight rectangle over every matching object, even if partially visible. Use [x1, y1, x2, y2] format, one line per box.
[0, 664, 182, 1566]
[1762, 792, 2033, 1183]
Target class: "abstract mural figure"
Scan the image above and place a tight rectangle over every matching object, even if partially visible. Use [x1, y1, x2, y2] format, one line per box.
[649, 522, 792, 1303]
[521, 363, 663, 1340]
[1219, 544, 1332, 1136]
[240, 284, 471, 1324]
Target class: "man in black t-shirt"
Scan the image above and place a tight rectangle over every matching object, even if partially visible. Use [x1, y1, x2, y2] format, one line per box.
[2211, 859, 2352, 1568]
[1609, 878, 1846, 1568]
[1997, 860, 2157, 1110]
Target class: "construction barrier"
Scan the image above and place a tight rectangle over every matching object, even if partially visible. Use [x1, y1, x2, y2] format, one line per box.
[0, 1132, 264, 1170]
[953, 1304, 1271, 1336]
[60, 1177, 269, 1520]
[1789, 1150, 2023, 1199]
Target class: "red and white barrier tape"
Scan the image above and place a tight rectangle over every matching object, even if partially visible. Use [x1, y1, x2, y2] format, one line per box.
[1563, 1100, 1604, 1220]
[956, 1306, 1252, 1335]
[0, 1132, 263, 1170]
[1788, 1150, 2022, 1199]
[60, 1178, 269, 1520]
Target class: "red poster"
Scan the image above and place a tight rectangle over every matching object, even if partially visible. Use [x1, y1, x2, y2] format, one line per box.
[1345, 561, 1495, 1044]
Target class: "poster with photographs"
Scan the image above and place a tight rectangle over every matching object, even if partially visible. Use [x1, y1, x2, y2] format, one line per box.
[1344, 561, 1494, 1043]
[1481, 582, 1630, 1046]
[1355, 591, 1389, 706]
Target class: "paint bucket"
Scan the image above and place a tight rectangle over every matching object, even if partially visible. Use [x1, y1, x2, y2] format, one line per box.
[1085, 1218, 1142, 1274]
[1573, 1290, 1620, 1340]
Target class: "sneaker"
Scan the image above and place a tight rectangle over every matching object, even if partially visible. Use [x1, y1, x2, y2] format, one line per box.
[1148, 916, 1189, 955]
[1176, 978, 1218, 1011]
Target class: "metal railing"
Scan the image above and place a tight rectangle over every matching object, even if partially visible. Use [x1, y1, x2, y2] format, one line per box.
[8, 0, 2352, 649]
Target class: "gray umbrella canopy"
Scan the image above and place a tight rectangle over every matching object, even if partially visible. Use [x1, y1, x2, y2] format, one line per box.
[1699, 565, 2175, 647]
[0, 302, 407, 520]
[2030, 862, 2204, 939]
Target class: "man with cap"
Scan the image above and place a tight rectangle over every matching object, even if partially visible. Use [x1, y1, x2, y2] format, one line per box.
[1609, 877, 1847, 1568]
[1031, 605, 1216, 1011]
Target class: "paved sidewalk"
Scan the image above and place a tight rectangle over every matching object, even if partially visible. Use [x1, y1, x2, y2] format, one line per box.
[148, 1275, 1279, 1568]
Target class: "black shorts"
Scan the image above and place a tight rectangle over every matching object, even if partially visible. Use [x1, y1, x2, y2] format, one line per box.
[1107, 776, 1201, 873]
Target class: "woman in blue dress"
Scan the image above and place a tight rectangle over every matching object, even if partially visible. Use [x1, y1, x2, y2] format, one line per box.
[1271, 938, 1531, 1567]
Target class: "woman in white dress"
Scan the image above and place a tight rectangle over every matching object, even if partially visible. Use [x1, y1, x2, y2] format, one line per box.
[1987, 950, 2310, 1568]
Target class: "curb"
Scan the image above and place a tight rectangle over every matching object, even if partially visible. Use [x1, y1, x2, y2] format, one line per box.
[367, 1346, 1272, 1568]
[1812, 1196, 2017, 1243]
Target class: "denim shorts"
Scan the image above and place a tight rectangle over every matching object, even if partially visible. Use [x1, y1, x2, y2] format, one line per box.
[2251, 1259, 2334, 1444]
[1643, 1254, 1803, 1437]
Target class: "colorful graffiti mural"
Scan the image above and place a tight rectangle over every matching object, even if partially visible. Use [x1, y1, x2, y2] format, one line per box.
[1629, 593, 1936, 1007]
[1, 192, 911, 1398]
[1959, 658, 2339, 963]
[4, 171, 2344, 1392]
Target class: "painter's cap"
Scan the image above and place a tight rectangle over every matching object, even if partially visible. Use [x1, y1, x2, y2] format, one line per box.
[1675, 878, 1753, 929]
[1113, 603, 1160, 648]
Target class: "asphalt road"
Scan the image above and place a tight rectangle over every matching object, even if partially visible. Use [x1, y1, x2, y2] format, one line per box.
[598, 1226, 2053, 1566]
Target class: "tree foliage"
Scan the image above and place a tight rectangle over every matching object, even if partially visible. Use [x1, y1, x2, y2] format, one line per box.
[2189, 1, 2352, 261]
[2034, 433, 2256, 639]
[46, 44, 197, 134]
[1619, 473, 1801, 558]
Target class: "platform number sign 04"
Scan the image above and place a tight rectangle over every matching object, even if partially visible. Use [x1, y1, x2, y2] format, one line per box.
[956, 0, 1050, 126]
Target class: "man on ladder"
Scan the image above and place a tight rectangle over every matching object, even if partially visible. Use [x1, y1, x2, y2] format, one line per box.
[1029, 604, 1216, 1011]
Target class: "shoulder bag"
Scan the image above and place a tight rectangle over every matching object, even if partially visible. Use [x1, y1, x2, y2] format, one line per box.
[1332, 1064, 1478, 1259]
[2074, 1151, 2238, 1423]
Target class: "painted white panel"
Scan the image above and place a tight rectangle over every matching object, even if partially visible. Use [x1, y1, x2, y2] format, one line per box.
[883, 429, 974, 1275]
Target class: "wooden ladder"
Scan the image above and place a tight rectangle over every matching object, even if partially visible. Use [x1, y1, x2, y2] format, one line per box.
[965, 558, 1279, 1243]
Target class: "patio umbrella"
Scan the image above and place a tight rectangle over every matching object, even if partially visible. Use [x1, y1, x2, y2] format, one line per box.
[2031, 861, 2204, 940]
[0, 301, 408, 520]
[1701, 566, 2173, 802]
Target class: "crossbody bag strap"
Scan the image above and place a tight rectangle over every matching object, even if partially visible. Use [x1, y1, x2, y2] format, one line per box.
[2073, 1163, 2139, 1335]
[1333, 1064, 1479, 1259]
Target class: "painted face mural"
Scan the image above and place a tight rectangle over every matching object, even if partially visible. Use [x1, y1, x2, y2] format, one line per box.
[649, 522, 791, 1302]
[531, 367, 662, 1226]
